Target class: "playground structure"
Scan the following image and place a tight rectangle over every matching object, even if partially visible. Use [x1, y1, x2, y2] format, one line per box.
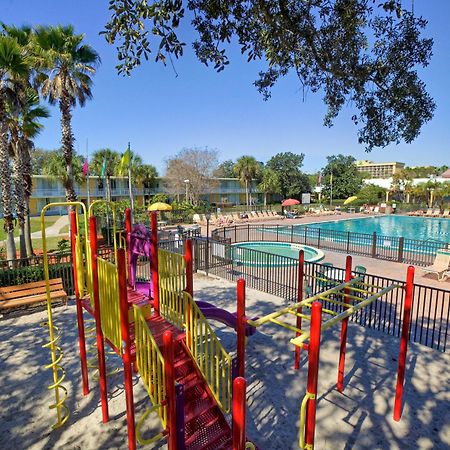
[38, 201, 415, 449]
[40, 201, 257, 449]
[238, 252, 414, 449]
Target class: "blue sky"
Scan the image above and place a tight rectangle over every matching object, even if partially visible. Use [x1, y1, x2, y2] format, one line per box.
[3, 0, 449, 174]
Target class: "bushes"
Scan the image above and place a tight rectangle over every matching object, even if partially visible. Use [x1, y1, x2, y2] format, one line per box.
[0, 261, 74, 295]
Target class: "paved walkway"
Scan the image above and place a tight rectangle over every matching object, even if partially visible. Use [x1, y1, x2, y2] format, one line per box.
[30, 214, 69, 238]
[203, 212, 450, 290]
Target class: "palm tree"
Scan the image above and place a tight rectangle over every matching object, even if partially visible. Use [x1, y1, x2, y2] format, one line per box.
[90, 148, 121, 201]
[258, 168, 280, 206]
[234, 156, 261, 207]
[35, 25, 100, 202]
[2, 25, 47, 257]
[10, 89, 49, 257]
[42, 150, 84, 186]
[137, 164, 158, 188]
[0, 35, 29, 261]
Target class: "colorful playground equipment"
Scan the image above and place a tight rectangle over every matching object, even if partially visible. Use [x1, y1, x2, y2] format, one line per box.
[39, 201, 414, 449]
[237, 252, 415, 449]
[40, 201, 256, 449]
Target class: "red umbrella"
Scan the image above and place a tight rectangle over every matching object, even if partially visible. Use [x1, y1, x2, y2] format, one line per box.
[282, 198, 300, 206]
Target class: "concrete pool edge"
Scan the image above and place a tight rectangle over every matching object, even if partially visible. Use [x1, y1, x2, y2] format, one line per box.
[232, 241, 325, 266]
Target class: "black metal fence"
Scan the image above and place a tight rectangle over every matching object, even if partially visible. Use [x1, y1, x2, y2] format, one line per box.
[162, 237, 449, 352]
[211, 224, 449, 267]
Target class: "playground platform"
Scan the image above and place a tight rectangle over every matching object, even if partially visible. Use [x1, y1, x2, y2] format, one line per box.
[0, 274, 449, 450]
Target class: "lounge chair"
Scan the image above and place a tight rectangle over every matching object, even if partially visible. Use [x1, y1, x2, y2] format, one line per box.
[432, 209, 441, 217]
[353, 265, 367, 275]
[421, 249, 450, 281]
[442, 210, 450, 218]
[425, 209, 433, 217]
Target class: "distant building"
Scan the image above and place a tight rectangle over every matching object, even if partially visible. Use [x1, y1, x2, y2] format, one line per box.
[7, 175, 269, 216]
[441, 168, 450, 179]
[355, 160, 405, 178]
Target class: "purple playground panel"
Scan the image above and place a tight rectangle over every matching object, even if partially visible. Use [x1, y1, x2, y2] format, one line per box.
[129, 224, 257, 336]
[129, 224, 153, 298]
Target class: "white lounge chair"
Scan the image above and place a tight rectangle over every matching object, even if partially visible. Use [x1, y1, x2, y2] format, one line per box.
[421, 249, 450, 281]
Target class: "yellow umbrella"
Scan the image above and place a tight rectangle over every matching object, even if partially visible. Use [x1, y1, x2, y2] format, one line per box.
[148, 202, 172, 211]
[343, 196, 358, 205]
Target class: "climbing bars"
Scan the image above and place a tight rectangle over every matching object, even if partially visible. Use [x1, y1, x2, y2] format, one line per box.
[245, 277, 401, 348]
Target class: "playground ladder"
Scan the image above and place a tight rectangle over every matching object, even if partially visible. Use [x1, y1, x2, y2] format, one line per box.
[137, 312, 233, 449]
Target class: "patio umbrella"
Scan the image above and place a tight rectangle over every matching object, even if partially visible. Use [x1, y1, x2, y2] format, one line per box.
[148, 202, 172, 211]
[282, 198, 300, 206]
[343, 196, 358, 205]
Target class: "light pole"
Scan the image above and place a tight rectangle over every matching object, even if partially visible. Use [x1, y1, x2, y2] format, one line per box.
[205, 211, 211, 275]
[184, 179, 190, 203]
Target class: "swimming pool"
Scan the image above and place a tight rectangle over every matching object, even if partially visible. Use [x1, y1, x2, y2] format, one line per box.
[295, 215, 450, 242]
[232, 242, 324, 266]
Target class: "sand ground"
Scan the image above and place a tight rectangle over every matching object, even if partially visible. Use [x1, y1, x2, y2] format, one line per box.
[0, 274, 449, 450]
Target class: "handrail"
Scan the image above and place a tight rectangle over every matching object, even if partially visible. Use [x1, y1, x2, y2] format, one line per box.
[97, 257, 122, 352]
[184, 291, 233, 413]
[158, 248, 186, 329]
[298, 391, 316, 449]
[40, 201, 88, 429]
[134, 306, 167, 429]
[89, 199, 118, 260]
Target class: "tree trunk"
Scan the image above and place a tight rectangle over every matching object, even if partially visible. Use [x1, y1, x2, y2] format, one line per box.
[0, 116, 16, 262]
[264, 192, 267, 207]
[245, 179, 249, 207]
[25, 213, 33, 257]
[12, 139, 27, 259]
[22, 141, 34, 257]
[60, 93, 77, 202]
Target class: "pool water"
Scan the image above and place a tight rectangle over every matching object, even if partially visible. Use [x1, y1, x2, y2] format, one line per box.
[232, 242, 324, 266]
[295, 216, 450, 242]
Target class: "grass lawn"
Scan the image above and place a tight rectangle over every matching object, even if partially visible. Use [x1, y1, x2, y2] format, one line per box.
[0, 216, 61, 241]
[32, 236, 70, 252]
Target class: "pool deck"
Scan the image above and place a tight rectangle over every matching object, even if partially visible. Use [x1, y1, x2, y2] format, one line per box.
[205, 213, 450, 290]
[1, 275, 448, 449]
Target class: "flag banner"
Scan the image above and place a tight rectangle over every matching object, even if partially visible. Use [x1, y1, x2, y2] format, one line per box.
[100, 158, 107, 178]
[120, 148, 131, 172]
[82, 159, 89, 176]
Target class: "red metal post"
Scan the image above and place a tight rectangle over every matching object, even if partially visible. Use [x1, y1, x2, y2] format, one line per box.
[163, 331, 177, 450]
[237, 278, 246, 378]
[232, 377, 247, 450]
[150, 211, 160, 315]
[90, 216, 109, 422]
[393, 265, 415, 421]
[294, 250, 305, 370]
[71, 211, 89, 395]
[118, 248, 136, 450]
[304, 302, 322, 449]
[337, 255, 352, 392]
[125, 207, 132, 284]
[184, 239, 193, 347]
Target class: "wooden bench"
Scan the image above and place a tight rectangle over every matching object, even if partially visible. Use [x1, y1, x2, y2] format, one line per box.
[0, 278, 68, 310]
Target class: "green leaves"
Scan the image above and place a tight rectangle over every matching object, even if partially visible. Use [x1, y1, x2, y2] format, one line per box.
[321, 154, 364, 200]
[266, 152, 309, 199]
[103, 1, 435, 150]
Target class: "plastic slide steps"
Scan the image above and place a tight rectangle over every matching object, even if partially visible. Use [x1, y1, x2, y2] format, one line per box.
[146, 315, 233, 450]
